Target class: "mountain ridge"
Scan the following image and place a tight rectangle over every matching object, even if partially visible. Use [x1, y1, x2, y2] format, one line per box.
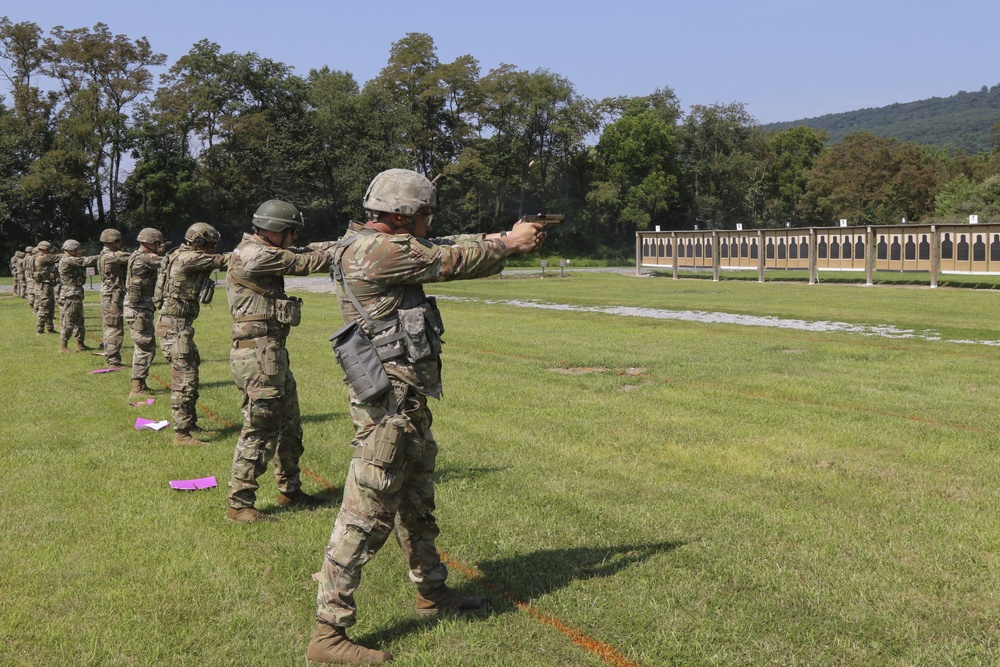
[759, 84, 1000, 154]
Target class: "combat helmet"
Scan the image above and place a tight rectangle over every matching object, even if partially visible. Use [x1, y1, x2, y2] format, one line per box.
[15, 250, 24, 258]
[136, 228, 164, 246]
[252, 200, 304, 232]
[184, 222, 221, 248]
[24, 246, 33, 253]
[62, 239, 82, 252]
[36, 241, 54, 252]
[99, 228, 122, 244]
[363, 169, 437, 217]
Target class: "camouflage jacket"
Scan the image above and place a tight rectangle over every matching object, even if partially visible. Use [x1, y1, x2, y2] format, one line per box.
[155, 244, 230, 320]
[23, 253, 37, 286]
[98, 248, 130, 298]
[227, 233, 333, 343]
[333, 221, 507, 397]
[33, 253, 62, 285]
[58, 254, 100, 300]
[124, 250, 163, 311]
[10, 254, 22, 277]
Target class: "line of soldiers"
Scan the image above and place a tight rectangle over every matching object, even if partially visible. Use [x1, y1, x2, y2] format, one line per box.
[8, 172, 547, 664]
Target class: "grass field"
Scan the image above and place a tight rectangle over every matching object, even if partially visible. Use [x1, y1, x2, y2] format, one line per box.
[2, 273, 1000, 666]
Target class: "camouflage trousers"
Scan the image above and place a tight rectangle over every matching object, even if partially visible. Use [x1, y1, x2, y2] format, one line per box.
[227, 341, 305, 509]
[35, 283, 56, 332]
[26, 281, 36, 309]
[100, 291, 125, 364]
[59, 296, 86, 345]
[316, 382, 445, 628]
[156, 314, 200, 431]
[125, 306, 156, 380]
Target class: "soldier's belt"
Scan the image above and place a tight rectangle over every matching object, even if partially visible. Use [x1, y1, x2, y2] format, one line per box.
[233, 313, 269, 323]
[233, 335, 282, 349]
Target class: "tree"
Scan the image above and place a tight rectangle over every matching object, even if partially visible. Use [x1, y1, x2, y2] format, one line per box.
[760, 125, 827, 226]
[41, 23, 166, 229]
[679, 102, 765, 228]
[799, 132, 939, 225]
[589, 89, 683, 242]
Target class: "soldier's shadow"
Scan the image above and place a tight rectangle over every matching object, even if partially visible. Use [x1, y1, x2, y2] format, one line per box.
[360, 539, 684, 647]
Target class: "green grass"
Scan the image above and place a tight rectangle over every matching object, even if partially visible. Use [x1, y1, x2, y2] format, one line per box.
[3, 274, 1000, 666]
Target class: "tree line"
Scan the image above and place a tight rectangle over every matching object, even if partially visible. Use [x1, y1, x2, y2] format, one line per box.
[3, 19, 1000, 267]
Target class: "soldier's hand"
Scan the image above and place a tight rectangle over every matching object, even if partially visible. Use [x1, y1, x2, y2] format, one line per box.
[502, 221, 546, 255]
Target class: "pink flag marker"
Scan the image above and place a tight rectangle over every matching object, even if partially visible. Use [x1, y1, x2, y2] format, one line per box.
[129, 398, 156, 407]
[135, 417, 170, 431]
[169, 476, 217, 491]
[91, 368, 122, 374]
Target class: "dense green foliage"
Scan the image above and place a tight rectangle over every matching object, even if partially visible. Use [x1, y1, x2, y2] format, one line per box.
[762, 85, 1000, 154]
[3, 19, 1000, 268]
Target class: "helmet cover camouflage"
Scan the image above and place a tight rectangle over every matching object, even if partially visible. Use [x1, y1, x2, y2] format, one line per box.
[36, 240, 54, 251]
[99, 228, 123, 244]
[184, 222, 221, 247]
[363, 169, 437, 217]
[62, 239, 82, 252]
[136, 228, 164, 245]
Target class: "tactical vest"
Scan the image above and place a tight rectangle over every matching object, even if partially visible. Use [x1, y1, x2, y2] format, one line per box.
[125, 251, 159, 308]
[154, 247, 215, 317]
[333, 232, 444, 366]
[98, 250, 127, 291]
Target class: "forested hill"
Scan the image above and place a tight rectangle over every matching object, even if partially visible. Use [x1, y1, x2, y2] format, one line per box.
[760, 85, 1000, 154]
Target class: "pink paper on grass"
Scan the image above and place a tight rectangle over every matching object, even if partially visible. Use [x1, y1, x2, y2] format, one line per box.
[134, 417, 169, 431]
[91, 368, 122, 374]
[170, 476, 217, 491]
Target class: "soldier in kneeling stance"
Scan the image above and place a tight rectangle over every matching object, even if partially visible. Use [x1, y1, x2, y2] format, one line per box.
[306, 170, 546, 664]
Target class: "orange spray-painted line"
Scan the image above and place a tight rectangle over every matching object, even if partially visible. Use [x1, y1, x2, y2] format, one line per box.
[439, 552, 642, 667]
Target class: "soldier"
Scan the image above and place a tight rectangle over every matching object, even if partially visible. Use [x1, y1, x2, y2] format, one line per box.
[154, 223, 229, 446]
[24, 246, 37, 310]
[57, 240, 100, 353]
[96, 229, 131, 366]
[306, 169, 545, 664]
[11, 250, 25, 298]
[125, 228, 166, 400]
[32, 241, 61, 335]
[225, 200, 336, 523]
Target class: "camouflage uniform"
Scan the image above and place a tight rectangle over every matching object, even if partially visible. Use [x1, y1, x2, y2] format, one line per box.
[11, 252, 25, 298]
[24, 248, 37, 310]
[315, 221, 507, 627]
[124, 249, 163, 382]
[154, 244, 229, 431]
[58, 252, 100, 348]
[33, 251, 61, 334]
[98, 248, 130, 365]
[226, 233, 333, 510]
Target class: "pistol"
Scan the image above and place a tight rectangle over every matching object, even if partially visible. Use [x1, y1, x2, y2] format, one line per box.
[522, 213, 565, 227]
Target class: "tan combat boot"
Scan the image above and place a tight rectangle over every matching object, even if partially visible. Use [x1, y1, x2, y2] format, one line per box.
[305, 621, 392, 665]
[415, 584, 489, 618]
[277, 489, 324, 507]
[59, 339, 70, 353]
[225, 507, 278, 523]
[173, 429, 209, 446]
[128, 379, 150, 400]
[76, 340, 93, 351]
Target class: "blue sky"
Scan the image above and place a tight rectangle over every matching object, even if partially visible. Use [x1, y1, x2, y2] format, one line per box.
[4, 0, 999, 124]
